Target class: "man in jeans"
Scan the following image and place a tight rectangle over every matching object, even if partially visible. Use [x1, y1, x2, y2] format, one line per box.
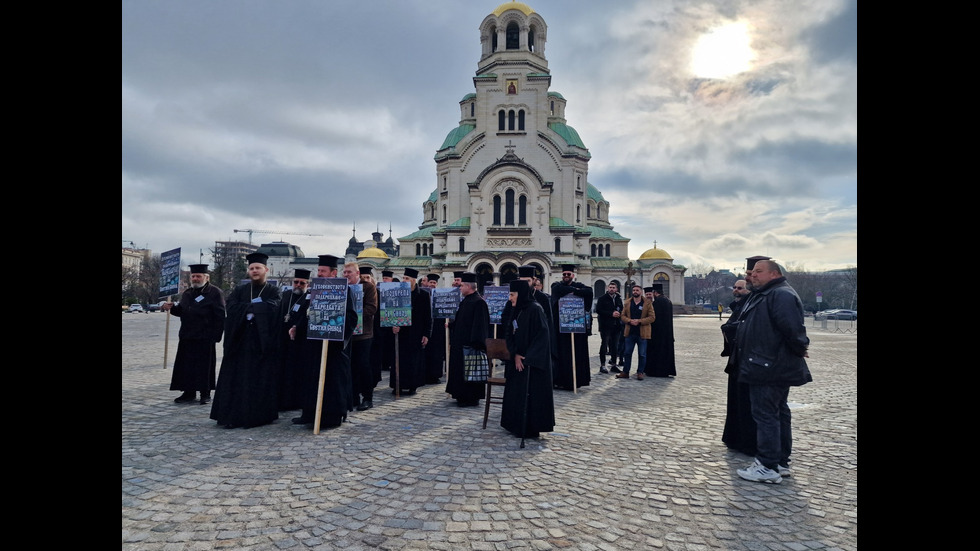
[734, 258, 812, 484]
[594, 282, 624, 373]
[616, 284, 655, 381]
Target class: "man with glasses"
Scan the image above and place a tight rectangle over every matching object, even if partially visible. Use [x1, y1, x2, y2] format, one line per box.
[277, 268, 312, 411]
[721, 278, 754, 454]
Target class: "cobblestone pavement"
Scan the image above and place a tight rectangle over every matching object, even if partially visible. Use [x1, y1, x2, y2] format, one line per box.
[122, 313, 857, 550]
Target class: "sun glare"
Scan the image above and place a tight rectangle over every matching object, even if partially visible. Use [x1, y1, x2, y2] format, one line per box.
[690, 21, 754, 79]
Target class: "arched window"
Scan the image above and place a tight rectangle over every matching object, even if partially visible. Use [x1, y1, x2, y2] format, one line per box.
[554, 237, 561, 253]
[498, 110, 505, 131]
[518, 110, 525, 130]
[591, 244, 597, 257]
[493, 195, 501, 225]
[442, 205, 447, 224]
[528, 29, 535, 52]
[459, 237, 465, 252]
[429, 204, 435, 220]
[518, 195, 527, 225]
[597, 204, 602, 219]
[605, 244, 611, 256]
[506, 22, 519, 49]
[491, 27, 498, 52]
[587, 203, 591, 218]
[576, 205, 581, 223]
[550, 100, 554, 115]
[415, 243, 421, 256]
[505, 189, 515, 225]
[470, 102, 474, 117]
[508, 110, 515, 131]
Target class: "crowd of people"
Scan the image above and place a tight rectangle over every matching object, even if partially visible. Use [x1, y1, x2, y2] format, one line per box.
[162, 254, 812, 482]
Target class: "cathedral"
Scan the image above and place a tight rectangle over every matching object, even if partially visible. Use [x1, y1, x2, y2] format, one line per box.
[357, 2, 686, 302]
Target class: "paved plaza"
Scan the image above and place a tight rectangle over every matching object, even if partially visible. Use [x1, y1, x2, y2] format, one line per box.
[122, 313, 857, 551]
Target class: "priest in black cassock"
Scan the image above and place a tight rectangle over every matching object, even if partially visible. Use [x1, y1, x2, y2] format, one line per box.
[164, 263, 225, 405]
[388, 268, 431, 396]
[293, 254, 358, 430]
[445, 272, 490, 407]
[423, 273, 447, 385]
[501, 279, 554, 439]
[210, 252, 282, 429]
[645, 283, 677, 377]
[276, 268, 311, 411]
[550, 264, 593, 390]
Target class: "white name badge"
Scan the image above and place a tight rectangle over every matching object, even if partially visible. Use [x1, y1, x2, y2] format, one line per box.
[251, 297, 263, 303]
[195, 295, 204, 302]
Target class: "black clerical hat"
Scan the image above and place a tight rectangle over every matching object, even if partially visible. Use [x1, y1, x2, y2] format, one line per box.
[245, 252, 268, 266]
[189, 264, 209, 274]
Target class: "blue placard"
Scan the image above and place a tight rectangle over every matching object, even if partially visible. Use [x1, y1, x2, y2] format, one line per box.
[483, 286, 510, 325]
[159, 248, 181, 298]
[307, 277, 349, 341]
[558, 295, 587, 333]
[350, 283, 364, 335]
[379, 281, 412, 327]
[432, 287, 461, 320]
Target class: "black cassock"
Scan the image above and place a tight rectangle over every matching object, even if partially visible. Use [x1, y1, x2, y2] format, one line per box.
[550, 281, 593, 390]
[501, 298, 555, 438]
[210, 282, 282, 428]
[445, 292, 490, 404]
[168, 283, 225, 394]
[299, 292, 358, 428]
[646, 295, 676, 377]
[277, 289, 309, 411]
[388, 287, 432, 393]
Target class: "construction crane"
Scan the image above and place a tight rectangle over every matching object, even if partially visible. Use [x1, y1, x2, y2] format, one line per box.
[233, 229, 323, 244]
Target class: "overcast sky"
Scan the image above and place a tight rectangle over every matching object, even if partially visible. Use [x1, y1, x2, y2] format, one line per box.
[122, 0, 857, 274]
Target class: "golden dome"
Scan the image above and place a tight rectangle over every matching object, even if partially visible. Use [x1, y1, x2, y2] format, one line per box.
[357, 247, 389, 259]
[492, 2, 534, 16]
[638, 247, 672, 261]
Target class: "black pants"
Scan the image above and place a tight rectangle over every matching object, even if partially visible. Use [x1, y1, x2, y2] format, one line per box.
[598, 324, 621, 365]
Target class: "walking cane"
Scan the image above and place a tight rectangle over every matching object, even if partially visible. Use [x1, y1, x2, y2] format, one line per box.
[163, 296, 172, 369]
[394, 332, 400, 398]
[520, 361, 531, 449]
[313, 341, 329, 435]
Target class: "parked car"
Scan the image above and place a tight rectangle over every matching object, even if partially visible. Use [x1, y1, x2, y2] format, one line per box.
[128, 304, 145, 313]
[146, 303, 161, 312]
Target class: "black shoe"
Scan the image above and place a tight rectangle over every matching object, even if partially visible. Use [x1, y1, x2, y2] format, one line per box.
[599, 367, 609, 374]
[292, 416, 313, 425]
[174, 391, 195, 403]
[199, 395, 210, 405]
[356, 400, 373, 411]
[610, 366, 622, 373]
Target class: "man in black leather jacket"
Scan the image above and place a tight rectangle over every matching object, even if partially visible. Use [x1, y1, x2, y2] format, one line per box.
[734, 259, 812, 484]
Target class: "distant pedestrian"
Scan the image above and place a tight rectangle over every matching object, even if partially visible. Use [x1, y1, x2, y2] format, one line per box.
[162, 264, 225, 405]
[735, 258, 812, 484]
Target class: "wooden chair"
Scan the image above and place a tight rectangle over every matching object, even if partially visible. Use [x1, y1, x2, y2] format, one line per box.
[482, 338, 510, 429]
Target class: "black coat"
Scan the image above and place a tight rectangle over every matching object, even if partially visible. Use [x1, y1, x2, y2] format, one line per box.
[735, 277, 812, 387]
[301, 292, 358, 427]
[595, 292, 624, 332]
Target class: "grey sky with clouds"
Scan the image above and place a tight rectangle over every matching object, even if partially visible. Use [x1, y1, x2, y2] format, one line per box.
[122, 0, 857, 274]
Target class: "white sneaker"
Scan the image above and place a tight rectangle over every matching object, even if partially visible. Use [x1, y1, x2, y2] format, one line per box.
[737, 459, 782, 484]
[777, 465, 791, 477]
